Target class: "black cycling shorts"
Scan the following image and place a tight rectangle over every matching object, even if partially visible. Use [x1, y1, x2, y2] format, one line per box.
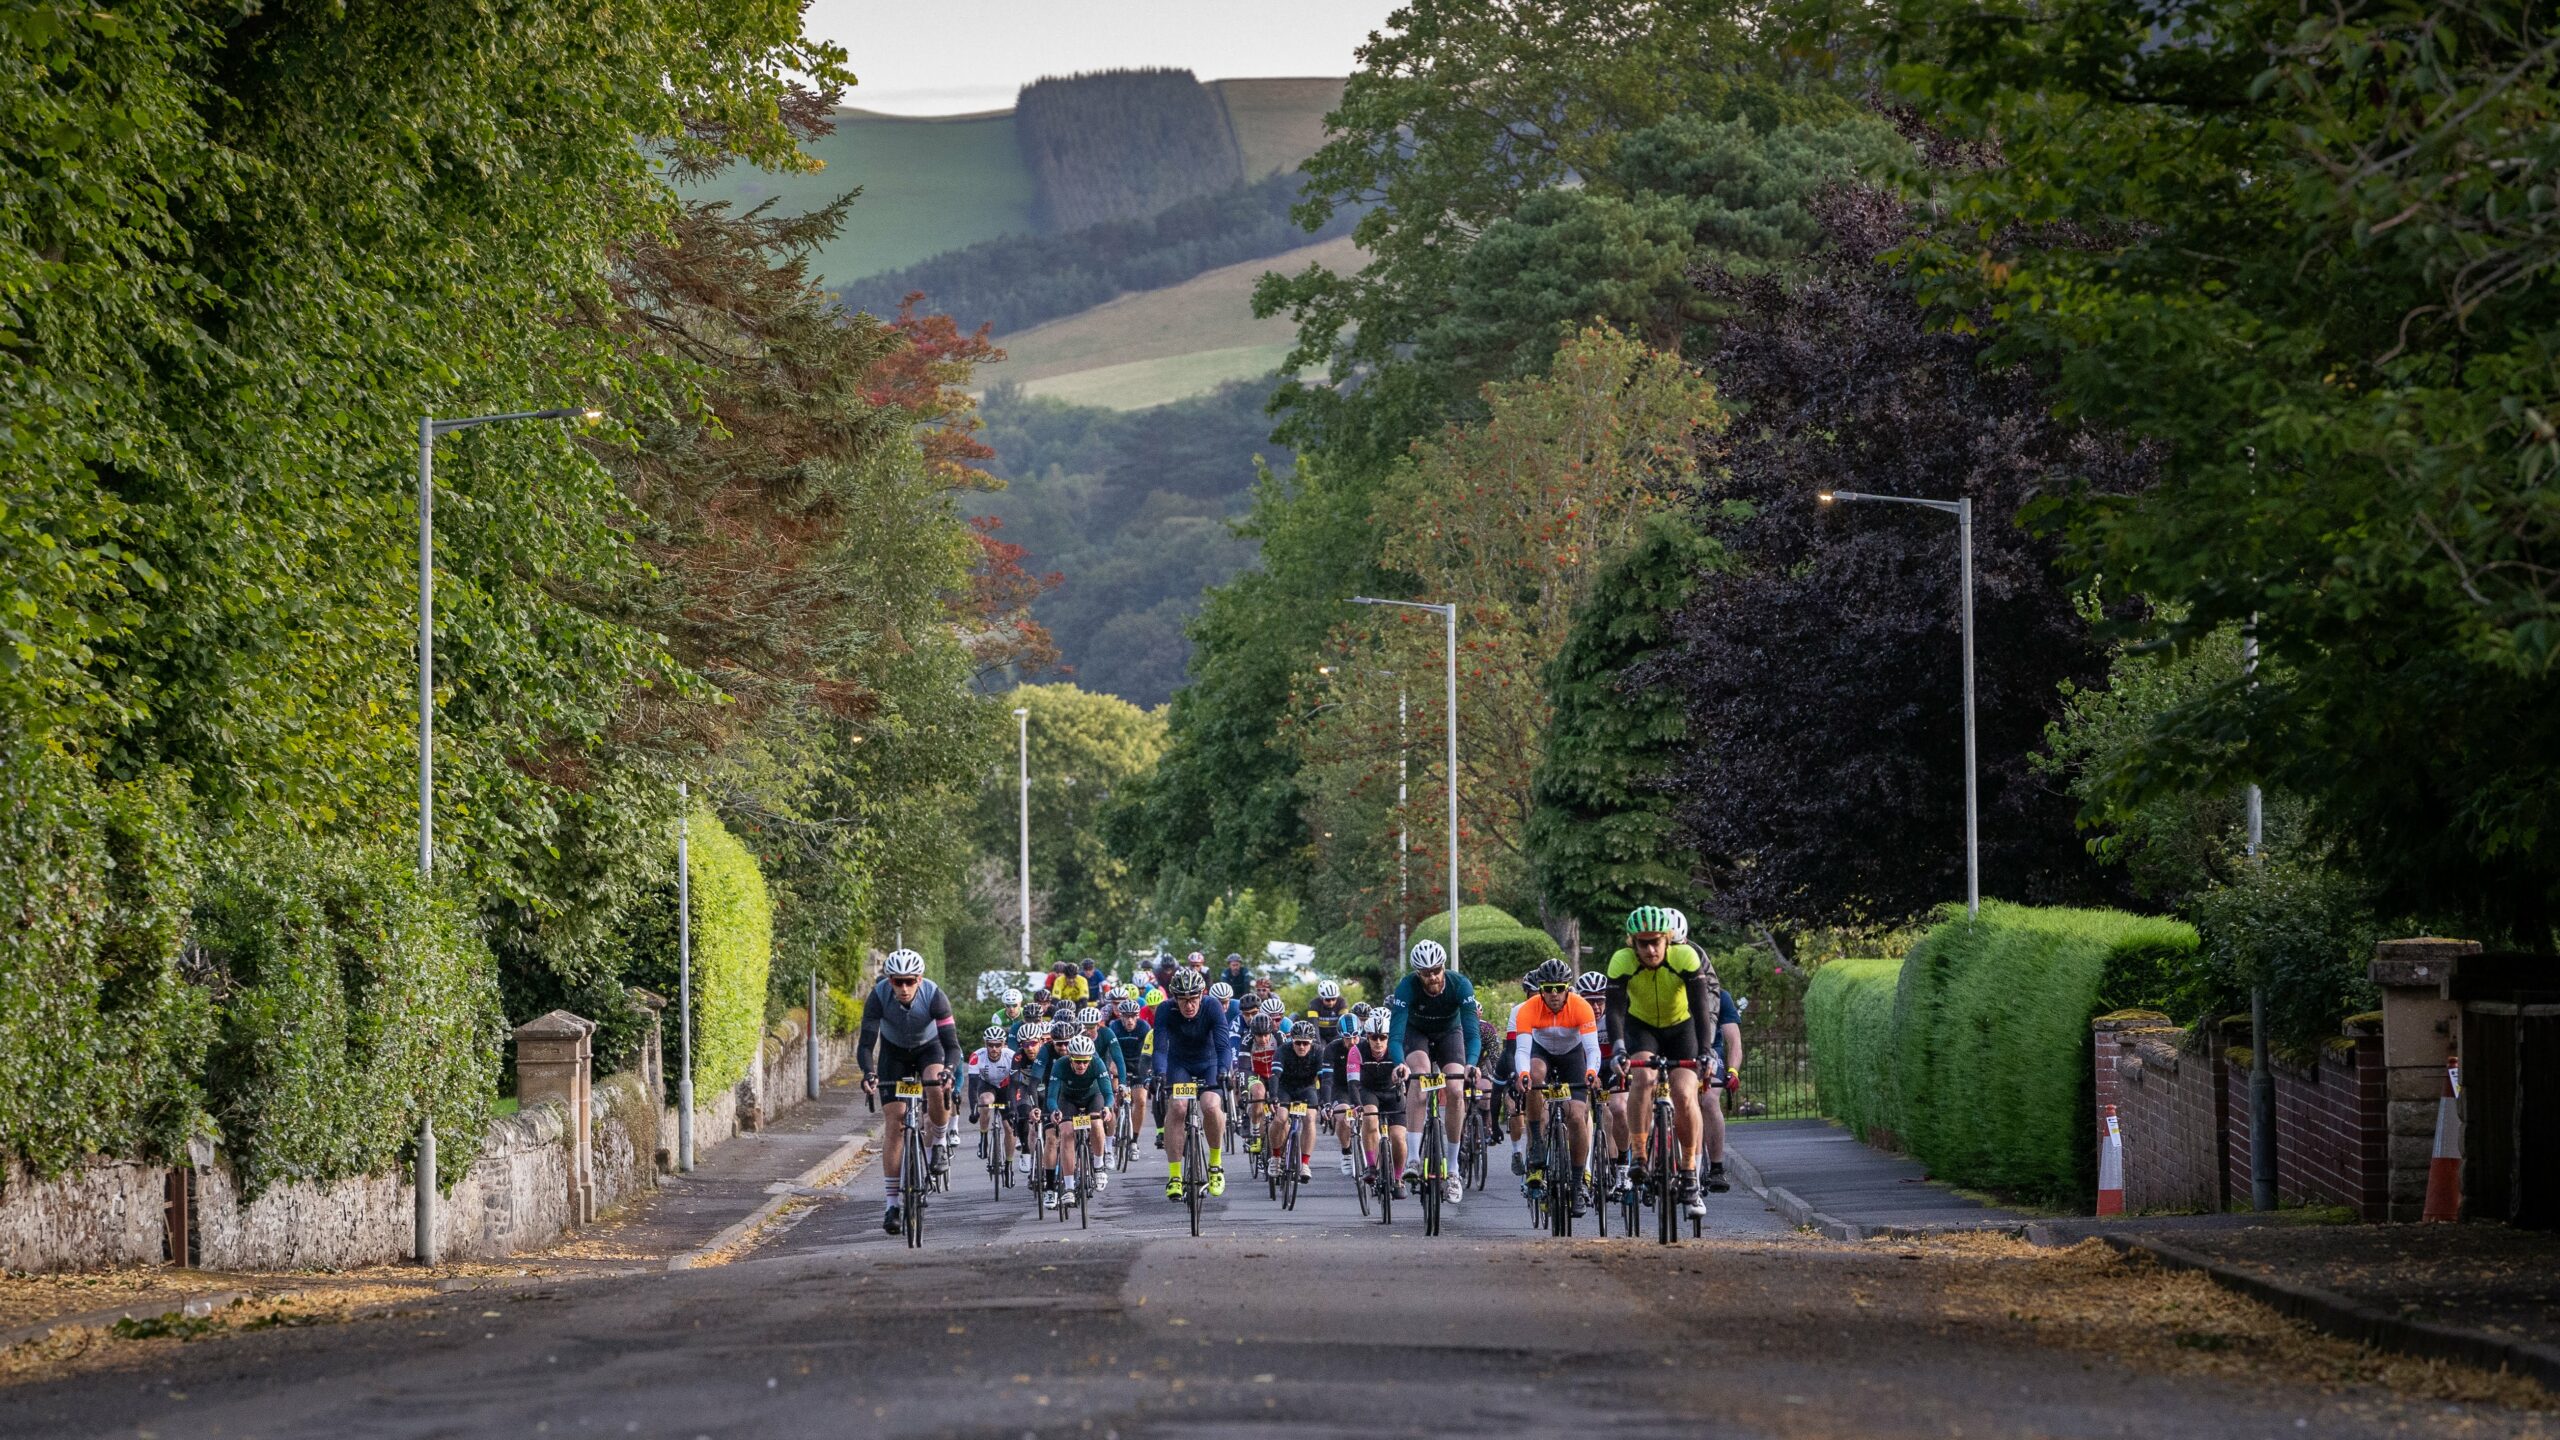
[1355, 1083, 1407, 1126]
[872, 1041, 941, 1089]
[1273, 1080, 1322, 1109]
[1527, 1047, 1595, 1096]
[1404, 1027, 1468, 1069]
[1621, 1018, 1700, 1065]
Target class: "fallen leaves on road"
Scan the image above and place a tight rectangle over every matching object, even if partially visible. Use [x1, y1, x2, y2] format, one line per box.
[1, 1282, 444, 1388]
[1917, 1234, 2553, 1410]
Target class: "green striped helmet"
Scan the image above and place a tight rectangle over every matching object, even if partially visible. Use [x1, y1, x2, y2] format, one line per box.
[1624, 905, 1676, 937]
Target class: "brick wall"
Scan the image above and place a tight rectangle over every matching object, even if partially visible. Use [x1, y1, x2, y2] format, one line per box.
[2096, 1013, 2386, 1219]
[2226, 1022, 2386, 1220]
[2095, 1012, 2226, 1213]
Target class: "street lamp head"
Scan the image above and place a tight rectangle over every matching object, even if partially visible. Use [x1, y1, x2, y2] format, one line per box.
[581, 408, 604, 423]
[1013, 708, 1029, 718]
[1817, 491, 1837, 505]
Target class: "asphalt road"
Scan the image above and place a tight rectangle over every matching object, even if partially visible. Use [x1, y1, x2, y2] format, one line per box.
[2, 1124, 2549, 1440]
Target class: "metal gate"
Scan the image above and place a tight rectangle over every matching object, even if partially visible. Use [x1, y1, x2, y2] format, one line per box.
[1725, 951, 1815, 1120]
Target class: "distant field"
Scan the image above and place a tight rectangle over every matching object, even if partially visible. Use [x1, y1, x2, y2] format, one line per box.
[683, 112, 1041, 284]
[991, 234, 1359, 408]
[1017, 345, 1301, 410]
[1209, 78, 1345, 178]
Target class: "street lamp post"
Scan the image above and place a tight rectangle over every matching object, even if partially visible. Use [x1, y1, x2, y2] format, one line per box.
[1350, 598, 1459, 973]
[414, 406, 597, 1264]
[1015, 706, 1032, 974]
[677, 781, 694, 1174]
[1817, 489, 1978, 919]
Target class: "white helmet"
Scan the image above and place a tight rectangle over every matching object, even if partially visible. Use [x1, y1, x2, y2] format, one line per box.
[1315, 979, 1341, 1001]
[1001, 988, 1023, 1007]
[981, 1025, 1006, 1047]
[1259, 996, 1285, 1017]
[883, 949, 925, 978]
[1363, 1011, 1394, 1038]
[1210, 982, 1234, 1002]
[1665, 907, 1690, 942]
[1407, 939, 1447, 972]
[1066, 1035, 1096, 1059]
[1077, 1006, 1103, 1026]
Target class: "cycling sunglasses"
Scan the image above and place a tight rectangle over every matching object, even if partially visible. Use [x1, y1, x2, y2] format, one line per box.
[1537, 983, 1570, 996]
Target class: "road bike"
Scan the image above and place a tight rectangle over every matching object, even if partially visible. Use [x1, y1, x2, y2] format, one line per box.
[1171, 1082, 1209, 1237]
[985, 1102, 1015, 1200]
[1057, 1116, 1098, 1229]
[1272, 1102, 1313, 1210]
[1459, 1081, 1494, 1194]
[1112, 1091, 1140, 1173]
[1415, 1073, 1451, 1237]
[1527, 1083, 1576, 1238]
[889, 1079, 931, 1248]
[1022, 1106, 1050, 1214]
[1634, 1055, 1684, 1245]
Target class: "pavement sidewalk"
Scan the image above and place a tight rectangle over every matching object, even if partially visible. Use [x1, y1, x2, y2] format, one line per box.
[0, 1066, 882, 1354]
[1728, 1115, 2559, 1394]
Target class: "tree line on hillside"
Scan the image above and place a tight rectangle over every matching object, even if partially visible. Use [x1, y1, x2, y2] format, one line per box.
[840, 171, 1365, 336]
[1015, 68, 1243, 230]
[1100, 0, 2559, 1055]
[974, 380, 1290, 706]
[1, 8, 1032, 1189]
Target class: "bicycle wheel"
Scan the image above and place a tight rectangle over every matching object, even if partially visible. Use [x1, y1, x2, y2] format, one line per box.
[1653, 1118, 1677, 1247]
[1077, 1130, 1094, 1231]
[1376, 1152, 1393, 1225]
[1279, 1118, 1301, 1211]
[1463, 1105, 1490, 1192]
[1590, 1134, 1610, 1239]
[1419, 1111, 1443, 1237]
[1185, 1118, 1205, 1238]
[902, 1121, 927, 1248]
[1549, 1103, 1574, 1239]
[990, 1125, 1006, 1200]
[1350, 1125, 1372, 1218]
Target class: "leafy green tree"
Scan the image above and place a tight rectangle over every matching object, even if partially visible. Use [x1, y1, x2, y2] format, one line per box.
[1528, 512, 1730, 931]
[1856, 0, 2560, 940]
[978, 684, 1167, 947]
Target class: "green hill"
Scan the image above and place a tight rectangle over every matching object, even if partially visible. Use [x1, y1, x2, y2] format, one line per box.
[685, 111, 1040, 283]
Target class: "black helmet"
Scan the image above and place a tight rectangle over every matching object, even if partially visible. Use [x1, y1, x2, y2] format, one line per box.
[1527, 958, 1573, 989]
[1168, 968, 1207, 998]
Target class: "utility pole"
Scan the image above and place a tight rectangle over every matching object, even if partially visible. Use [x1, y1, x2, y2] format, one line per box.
[1016, 707, 1032, 973]
[2244, 628, 2274, 1212]
[677, 781, 694, 1173]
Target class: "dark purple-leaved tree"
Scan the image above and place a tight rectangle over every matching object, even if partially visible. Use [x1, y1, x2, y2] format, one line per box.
[1650, 193, 2146, 927]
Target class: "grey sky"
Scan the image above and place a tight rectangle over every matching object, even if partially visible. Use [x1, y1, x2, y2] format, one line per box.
[805, 1, 1401, 114]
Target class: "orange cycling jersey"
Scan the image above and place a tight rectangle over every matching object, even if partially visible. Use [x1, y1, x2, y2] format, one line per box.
[1508, 993, 1598, 1057]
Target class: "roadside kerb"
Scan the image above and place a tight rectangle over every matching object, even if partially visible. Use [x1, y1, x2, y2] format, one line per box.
[1723, 1147, 2027, 1241]
[2085, 1229, 2560, 1396]
[667, 1121, 878, 1272]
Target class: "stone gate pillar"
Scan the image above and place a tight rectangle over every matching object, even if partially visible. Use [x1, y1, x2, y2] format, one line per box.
[514, 1010, 598, 1224]
[2368, 938, 2475, 1222]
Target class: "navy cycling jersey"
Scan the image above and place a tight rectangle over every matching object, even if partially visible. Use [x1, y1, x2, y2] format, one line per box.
[1150, 995, 1234, 1079]
[1387, 971, 1482, 1061]
[1045, 1057, 1115, 1113]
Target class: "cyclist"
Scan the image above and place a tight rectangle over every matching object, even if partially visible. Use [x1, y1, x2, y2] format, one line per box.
[1042, 1034, 1116, 1210]
[1606, 906, 1718, 1222]
[1074, 1006, 1126, 1177]
[1150, 967, 1234, 1199]
[1575, 970, 1631, 1195]
[1701, 977, 1743, 1195]
[856, 949, 959, 1234]
[1339, 1010, 1411, 1196]
[966, 1024, 1018, 1161]
[1220, 952, 1252, 996]
[996, 988, 1032, 1047]
[1270, 1015, 1327, 1183]
[1310, 979, 1347, 1030]
[1237, 997, 1282, 1154]
[1109, 999, 1153, 1150]
[1047, 962, 1089, 1005]
[1509, 958, 1603, 1215]
[1386, 939, 1481, 1203]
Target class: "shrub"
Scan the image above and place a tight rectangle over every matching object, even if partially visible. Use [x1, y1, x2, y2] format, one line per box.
[622, 804, 773, 1101]
[0, 751, 213, 1176]
[1806, 957, 1904, 1148]
[194, 839, 504, 1195]
[1410, 905, 1564, 989]
[2187, 854, 2380, 1062]
[1890, 901, 2194, 1207]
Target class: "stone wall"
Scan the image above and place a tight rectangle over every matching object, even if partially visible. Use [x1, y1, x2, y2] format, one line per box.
[3, 1007, 857, 1274]
[2094, 1012, 2226, 1214]
[0, 1158, 169, 1272]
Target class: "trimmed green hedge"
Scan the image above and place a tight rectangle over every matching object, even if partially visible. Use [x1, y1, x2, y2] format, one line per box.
[1411, 905, 1564, 988]
[682, 806, 773, 1096]
[1889, 902, 2196, 1207]
[1806, 957, 1903, 1147]
[195, 840, 504, 1195]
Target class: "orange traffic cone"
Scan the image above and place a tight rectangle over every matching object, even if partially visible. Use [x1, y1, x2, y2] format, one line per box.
[2422, 1054, 2462, 1223]
[2097, 1104, 2126, 1216]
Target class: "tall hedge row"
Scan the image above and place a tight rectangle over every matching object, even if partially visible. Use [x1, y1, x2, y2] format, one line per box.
[0, 752, 212, 1176]
[1802, 902, 2195, 1207]
[194, 844, 504, 1194]
[1805, 956, 1903, 1148]
[682, 806, 773, 1097]
[1411, 904, 1564, 988]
